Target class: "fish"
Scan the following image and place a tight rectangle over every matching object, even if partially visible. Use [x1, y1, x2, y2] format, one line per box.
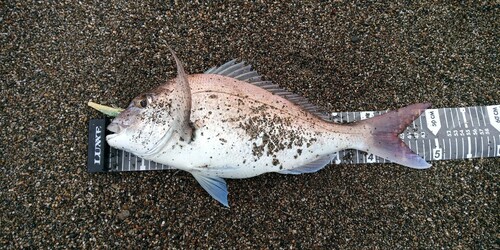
[106, 48, 431, 207]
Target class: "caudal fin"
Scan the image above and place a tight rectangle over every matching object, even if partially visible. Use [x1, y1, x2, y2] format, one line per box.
[357, 103, 432, 169]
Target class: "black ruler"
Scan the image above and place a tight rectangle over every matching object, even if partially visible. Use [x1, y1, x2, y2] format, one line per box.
[87, 119, 111, 172]
[88, 105, 500, 173]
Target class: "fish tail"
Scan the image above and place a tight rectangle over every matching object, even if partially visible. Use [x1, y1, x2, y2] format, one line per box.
[356, 103, 432, 169]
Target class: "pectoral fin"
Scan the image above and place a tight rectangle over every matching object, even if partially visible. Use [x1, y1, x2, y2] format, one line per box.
[191, 173, 229, 207]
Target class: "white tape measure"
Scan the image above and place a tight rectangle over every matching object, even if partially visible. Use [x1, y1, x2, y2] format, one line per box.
[330, 105, 500, 165]
[87, 105, 500, 172]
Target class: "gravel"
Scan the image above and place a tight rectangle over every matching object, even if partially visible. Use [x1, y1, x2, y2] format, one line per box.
[1, 1, 498, 248]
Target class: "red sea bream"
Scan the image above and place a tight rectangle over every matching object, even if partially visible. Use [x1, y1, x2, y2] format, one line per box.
[106, 49, 431, 207]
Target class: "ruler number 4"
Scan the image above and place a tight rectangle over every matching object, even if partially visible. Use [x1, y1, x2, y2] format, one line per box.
[366, 153, 376, 163]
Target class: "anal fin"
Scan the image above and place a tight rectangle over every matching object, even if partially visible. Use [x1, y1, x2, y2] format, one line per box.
[191, 173, 229, 207]
[279, 155, 332, 175]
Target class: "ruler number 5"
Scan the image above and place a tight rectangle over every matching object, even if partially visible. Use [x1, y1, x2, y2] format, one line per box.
[433, 148, 443, 160]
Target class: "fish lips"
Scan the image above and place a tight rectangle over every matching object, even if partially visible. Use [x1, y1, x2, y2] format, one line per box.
[106, 122, 127, 140]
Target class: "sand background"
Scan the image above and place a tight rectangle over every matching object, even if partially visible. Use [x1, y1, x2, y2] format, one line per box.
[1, 1, 498, 248]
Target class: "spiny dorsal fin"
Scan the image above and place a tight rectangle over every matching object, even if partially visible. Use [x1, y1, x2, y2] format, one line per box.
[204, 60, 330, 121]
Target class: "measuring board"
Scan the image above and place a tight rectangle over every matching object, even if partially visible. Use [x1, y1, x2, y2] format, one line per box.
[87, 105, 500, 172]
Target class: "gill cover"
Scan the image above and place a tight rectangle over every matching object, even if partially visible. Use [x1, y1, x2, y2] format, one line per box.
[106, 48, 193, 156]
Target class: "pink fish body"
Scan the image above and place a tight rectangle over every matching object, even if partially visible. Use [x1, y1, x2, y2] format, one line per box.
[107, 50, 431, 206]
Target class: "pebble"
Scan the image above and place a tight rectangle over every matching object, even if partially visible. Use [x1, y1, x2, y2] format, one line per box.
[117, 210, 130, 220]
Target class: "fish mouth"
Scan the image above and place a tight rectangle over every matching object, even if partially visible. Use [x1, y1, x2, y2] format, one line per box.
[106, 122, 127, 139]
[107, 122, 123, 133]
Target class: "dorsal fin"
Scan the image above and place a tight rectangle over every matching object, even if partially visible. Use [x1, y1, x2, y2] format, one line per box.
[204, 60, 330, 120]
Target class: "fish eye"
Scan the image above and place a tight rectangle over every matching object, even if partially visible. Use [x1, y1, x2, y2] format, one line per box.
[135, 94, 152, 108]
[140, 99, 147, 108]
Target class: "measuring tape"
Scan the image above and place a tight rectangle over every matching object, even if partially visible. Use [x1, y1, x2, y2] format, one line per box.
[87, 105, 500, 172]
